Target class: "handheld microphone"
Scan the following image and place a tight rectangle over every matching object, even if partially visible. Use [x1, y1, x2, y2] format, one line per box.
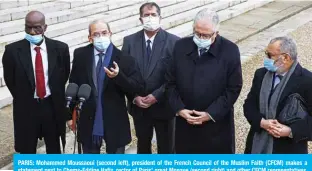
[76, 84, 92, 111]
[65, 83, 79, 108]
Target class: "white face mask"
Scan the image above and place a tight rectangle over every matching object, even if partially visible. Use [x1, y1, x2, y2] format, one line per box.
[142, 16, 160, 31]
[93, 36, 111, 52]
[193, 34, 212, 49]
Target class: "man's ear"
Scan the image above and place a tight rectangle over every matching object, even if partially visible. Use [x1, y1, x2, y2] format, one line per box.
[88, 35, 93, 43]
[43, 24, 47, 32]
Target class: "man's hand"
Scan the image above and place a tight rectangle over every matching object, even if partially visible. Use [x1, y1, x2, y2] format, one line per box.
[104, 61, 119, 78]
[178, 109, 198, 124]
[268, 120, 291, 138]
[260, 118, 276, 130]
[67, 120, 75, 131]
[134, 96, 151, 108]
[186, 110, 210, 125]
[142, 94, 157, 106]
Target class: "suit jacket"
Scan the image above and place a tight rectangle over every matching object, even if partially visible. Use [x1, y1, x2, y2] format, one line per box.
[166, 35, 243, 153]
[2, 37, 70, 153]
[244, 64, 312, 154]
[122, 28, 180, 120]
[69, 44, 144, 149]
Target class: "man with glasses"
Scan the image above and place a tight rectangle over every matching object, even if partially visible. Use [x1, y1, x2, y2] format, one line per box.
[2, 11, 70, 154]
[122, 2, 179, 154]
[166, 8, 242, 153]
[68, 19, 143, 154]
[244, 36, 312, 153]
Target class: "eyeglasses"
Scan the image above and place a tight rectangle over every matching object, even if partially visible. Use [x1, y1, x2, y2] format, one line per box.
[91, 31, 110, 38]
[194, 31, 215, 39]
[265, 51, 288, 59]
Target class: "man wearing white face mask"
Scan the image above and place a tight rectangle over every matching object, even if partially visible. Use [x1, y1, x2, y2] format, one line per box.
[122, 2, 180, 154]
[2, 11, 70, 154]
[166, 8, 242, 153]
[68, 20, 144, 154]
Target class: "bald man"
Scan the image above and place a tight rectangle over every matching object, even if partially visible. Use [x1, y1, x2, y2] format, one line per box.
[2, 11, 70, 154]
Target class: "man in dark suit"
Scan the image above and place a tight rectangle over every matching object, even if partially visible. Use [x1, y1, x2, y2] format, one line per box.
[2, 11, 70, 154]
[244, 36, 312, 154]
[166, 8, 242, 154]
[122, 2, 180, 154]
[68, 19, 143, 154]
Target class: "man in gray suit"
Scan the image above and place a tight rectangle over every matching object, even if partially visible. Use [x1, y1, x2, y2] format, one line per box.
[122, 2, 180, 154]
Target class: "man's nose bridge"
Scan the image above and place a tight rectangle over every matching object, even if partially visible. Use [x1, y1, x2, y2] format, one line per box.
[29, 28, 36, 35]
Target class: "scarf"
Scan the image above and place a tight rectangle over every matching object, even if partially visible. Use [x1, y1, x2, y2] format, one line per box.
[92, 43, 113, 145]
[251, 60, 298, 153]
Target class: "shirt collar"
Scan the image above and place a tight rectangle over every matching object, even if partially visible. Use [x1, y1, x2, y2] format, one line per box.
[144, 31, 157, 43]
[93, 47, 107, 56]
[30, 37, 47, 51]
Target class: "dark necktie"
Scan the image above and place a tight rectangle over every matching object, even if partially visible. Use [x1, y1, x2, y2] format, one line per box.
[199, 48, 206, 56]
[146, 39, 152, 59]
[34, 47, 46, 99]
[96, 53, 104, 80]
[274, 74, 284, 89]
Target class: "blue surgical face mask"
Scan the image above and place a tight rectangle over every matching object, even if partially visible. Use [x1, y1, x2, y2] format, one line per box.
[193, 34, 212, 49]
[264, 57, 278, 72]
[93, 36, 111, 52]
[25, 33, 43, 45]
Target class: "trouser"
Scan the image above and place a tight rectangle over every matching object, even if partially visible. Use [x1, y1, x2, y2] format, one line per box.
[19, 97, 61, 154]
[82, 141, 125, 154]
[133, 114, 175, 154]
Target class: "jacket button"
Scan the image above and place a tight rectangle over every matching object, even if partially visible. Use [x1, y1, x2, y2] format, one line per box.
[89, 117, 93, 120]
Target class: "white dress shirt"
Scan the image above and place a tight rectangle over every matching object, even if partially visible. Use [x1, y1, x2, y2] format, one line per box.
[144, 31, 157, 50]
[30, 38, 51, 98]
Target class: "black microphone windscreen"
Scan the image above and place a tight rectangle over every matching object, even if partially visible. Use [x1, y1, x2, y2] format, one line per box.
[65, 83, 79, 98]
[77, 84, 91, 100]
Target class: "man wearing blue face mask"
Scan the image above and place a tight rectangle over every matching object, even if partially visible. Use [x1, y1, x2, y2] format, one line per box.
[244, 36, 312, 154]
[68, 19, 144, 154]
[2, 11, 70, 154]
[166, 8, 243, 153]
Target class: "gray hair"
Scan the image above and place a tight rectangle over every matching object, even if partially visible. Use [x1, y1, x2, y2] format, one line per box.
[193, 8, 220, 31]
[270, 36, 298, 60]
[88, 19, 111, 35]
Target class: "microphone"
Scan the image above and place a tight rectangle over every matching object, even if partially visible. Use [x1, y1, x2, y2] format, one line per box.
[65, 83, 79, 108]
[76, 84, 92, 111]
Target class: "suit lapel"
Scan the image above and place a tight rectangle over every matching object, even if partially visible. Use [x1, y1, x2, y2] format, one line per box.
[134, 30, 145, 75]
[45, 37, 57, 78]
[85, 44, 97, 96]
[146, 29, 166, 78]
[18, 39, 35, 90]
[186, 37, 200, 63]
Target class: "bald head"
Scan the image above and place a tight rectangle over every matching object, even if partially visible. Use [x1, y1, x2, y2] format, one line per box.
[25, 11, 47, 35]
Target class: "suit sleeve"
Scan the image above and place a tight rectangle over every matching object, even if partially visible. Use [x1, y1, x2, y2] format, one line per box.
[121, 37, 130, 55]
[289, 76, 312, 142]
[113, 55, 144, 95]
[205, 46, 243, 122]
[243, 69, 264, 132]
[165, 42, 185, 114]
[2, 45, 15, 97]
[63, 44, 71, 84]
[151, 39, 178, 102]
